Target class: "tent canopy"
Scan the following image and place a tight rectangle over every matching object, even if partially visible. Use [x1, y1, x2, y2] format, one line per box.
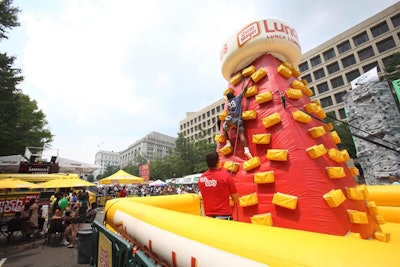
[149, 179, 166, 187]
[0, 178, 35, 189]
[31, 178, 95, 189]
[98, 169, 144, 185]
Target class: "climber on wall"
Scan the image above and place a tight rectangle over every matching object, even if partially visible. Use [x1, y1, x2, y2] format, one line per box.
[222, 91, 253, 159]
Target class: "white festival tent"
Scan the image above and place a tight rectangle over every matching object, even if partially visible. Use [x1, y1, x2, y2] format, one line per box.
[0, 155, 99, 175]
[0, 155, 24, 173]
[58, 157, 100, 174]
[149, 179, 166, 187]
[170, 173, 202, 185]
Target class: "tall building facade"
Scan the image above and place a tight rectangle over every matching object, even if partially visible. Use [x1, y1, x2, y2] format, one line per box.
[179, 3, 400, 143]
[93, 150, 121, 177]
[299, 3, 400, 120]
[120, 131, 176, 168]
[179, 99, 224, 143]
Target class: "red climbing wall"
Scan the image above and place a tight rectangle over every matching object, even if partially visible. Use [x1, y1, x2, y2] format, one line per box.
[217, 54, 381, 239]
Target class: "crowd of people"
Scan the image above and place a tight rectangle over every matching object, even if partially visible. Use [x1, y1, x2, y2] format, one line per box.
[98, 184, 199, 197]
[48, 188, 98, 248]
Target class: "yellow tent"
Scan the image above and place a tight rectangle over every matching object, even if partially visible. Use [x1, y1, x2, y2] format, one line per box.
[0, 178, 35, 189]
[98, 170, 144, 185]
[31, 178, 95, 189]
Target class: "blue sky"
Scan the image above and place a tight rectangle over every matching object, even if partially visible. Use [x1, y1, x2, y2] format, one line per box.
[1, 0, 398, 163]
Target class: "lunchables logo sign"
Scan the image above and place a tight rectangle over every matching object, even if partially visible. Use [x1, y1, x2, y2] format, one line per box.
[237, 19, 300, 48]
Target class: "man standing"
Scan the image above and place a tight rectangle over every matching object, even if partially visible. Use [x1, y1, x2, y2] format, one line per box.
[198, 152, 239, 220]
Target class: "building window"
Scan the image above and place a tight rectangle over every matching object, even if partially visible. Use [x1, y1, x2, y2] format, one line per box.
[316, 82, 329, 94]
[357, 46, 374, 61]
[327, 62, 340, 74]
[391, 14, 400, 28]
[309, 87, 315, 95]
[345, 69, 361, 83]
[326, 111, 336, 119]
[371, 21, 389, 37]
[323, 48, 336, 61]
[310, 55, 322, 67]
[337, 40, 351, 54]
[353, 31, 369, 46]
[302, 74, 312, 83]
[299, 62, 309, 72]
[363, 61, 380, 72]
[341, 55, 356, 68]
[338, 108, 347, 119]
[330, 76, 344, 89]
[376, 37, 395, 53]
[313, 68, 325, 80]
[320, 96, 333, 107]
[334, 91, 347, 104]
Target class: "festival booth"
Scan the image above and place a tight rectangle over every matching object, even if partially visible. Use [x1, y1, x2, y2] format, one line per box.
[98, 170, 144, 206]
[149, 180, 166, 187]
[98, 170, 144, 185]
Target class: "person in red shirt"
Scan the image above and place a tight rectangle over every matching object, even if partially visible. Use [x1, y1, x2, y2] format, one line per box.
[198, 151, 239, 220]
[119, 186, 127, 198]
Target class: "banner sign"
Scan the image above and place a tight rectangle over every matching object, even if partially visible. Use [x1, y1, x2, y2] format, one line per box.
[139, 164, 150, 181]
[0, 193, 39, 216]
[350, 67, 379, 89]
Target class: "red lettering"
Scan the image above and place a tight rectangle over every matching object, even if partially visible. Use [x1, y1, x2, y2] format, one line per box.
[263, 19, 298, 40]
[220, 44, 226, 60]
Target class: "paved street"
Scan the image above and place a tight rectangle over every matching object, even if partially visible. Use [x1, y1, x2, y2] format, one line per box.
[0, 209, 105, 267]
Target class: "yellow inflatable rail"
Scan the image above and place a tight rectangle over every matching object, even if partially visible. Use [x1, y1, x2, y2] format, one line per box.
[104, 186, 399, 267]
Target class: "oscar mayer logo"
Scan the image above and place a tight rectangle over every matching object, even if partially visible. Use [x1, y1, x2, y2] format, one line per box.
[237, 22, 260, 46]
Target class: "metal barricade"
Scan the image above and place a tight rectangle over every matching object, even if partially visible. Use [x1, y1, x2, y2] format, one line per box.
[91, 220, 158, 267]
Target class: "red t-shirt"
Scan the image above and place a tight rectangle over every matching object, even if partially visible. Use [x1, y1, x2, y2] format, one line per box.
[119, 189, 127, 198]
[198, 168, 237, 216]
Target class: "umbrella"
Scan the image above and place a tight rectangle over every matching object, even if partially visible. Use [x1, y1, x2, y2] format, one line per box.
[31, 178, 95, 189]
[98, 170, 144, 185]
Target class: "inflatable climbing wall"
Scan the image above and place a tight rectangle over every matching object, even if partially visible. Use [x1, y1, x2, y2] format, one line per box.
[216, 18, 383, 239]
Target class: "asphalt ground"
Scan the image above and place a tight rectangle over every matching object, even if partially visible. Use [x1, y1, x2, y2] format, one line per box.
[0, 208, 105, 267]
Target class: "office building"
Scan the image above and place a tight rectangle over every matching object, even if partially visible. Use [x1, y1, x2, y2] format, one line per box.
[120, 131, 176, 168]
[179, 99, 224, 143]
[299, 3, 400, 120]
[93, 150, 121, 177]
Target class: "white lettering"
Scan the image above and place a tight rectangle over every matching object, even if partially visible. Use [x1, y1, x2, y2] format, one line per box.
[199, 176, 217, 187]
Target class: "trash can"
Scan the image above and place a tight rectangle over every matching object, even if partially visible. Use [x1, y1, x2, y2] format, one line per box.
[77, 228, 93, 264]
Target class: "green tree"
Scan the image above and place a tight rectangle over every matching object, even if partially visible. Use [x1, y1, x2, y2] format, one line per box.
[99, 164, 120, 179]
[0, 0, 54, 155]
[383, 52, 400, 81]
[124, 162, 140, 177]
[147, 134, 216, 180]
[0, 0, 20, 40]
[324, 116, 357, 159]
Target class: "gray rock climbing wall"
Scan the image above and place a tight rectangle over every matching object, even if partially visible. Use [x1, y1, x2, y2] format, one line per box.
[343, 81, 400, 185]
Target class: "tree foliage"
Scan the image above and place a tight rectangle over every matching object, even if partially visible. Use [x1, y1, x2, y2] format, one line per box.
[0, 0, 54, 156]
[383, 52, 400, 81]
[143, 133, 216, 181]
[0, 0, 20, 40]
[324, 116, 357, 159]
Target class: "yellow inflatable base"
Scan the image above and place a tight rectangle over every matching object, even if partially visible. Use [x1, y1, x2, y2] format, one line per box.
[104, 191, 399, 267]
